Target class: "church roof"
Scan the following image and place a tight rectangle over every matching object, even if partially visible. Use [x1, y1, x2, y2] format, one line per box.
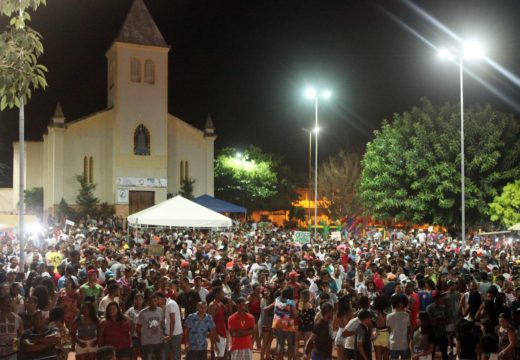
[116, 0, 169, 48]
[53, 102, 64, 119]
[205, 114, 215, 130]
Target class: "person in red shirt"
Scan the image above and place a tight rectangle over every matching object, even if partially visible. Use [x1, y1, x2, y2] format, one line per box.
[228, 297, 255, 360]
[405, 281, 420, 329]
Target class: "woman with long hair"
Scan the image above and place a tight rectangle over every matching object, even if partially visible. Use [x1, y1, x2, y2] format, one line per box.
[260, 287, 275, 360]
[272, 286, 297, 360]
[248, 283, 262, 350]
[497, 313, 516, 360]
[41, 277, 58, 308]
[372, 295, 390, 360]
[296, 289, 315, 359]
[411, 312, 435, 360]
[124, 293, 145, 360]
[71, 301, 99, 360]
[98, 302, 132, 360]
[31, 284, 51, 320]
[57, 277, 80, 332]
[480, 319, 499, 360]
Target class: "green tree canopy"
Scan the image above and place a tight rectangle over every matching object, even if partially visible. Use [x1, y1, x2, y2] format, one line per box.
[0, 0, 48, 109]
[359, 98, 520, 229]
[178, 177, 195, 200]
[75, 174, 98, 218]
[489, 180, 520, 228]
[215, 146, 296, 211]
[24, 186, 42, 218]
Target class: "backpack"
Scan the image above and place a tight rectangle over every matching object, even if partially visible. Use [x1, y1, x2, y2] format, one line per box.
[418, 290, 432, 312]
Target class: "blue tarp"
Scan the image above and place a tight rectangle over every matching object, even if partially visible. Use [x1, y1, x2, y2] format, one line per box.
[194, 195, 247, 214]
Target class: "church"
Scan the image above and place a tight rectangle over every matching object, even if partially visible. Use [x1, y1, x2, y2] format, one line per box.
[9, 0, 216, 217]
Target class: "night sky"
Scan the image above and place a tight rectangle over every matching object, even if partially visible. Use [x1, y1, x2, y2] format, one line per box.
[1, 0, 520, 186]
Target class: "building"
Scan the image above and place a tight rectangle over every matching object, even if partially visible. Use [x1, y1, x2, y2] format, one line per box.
[6, 0, 216, 217]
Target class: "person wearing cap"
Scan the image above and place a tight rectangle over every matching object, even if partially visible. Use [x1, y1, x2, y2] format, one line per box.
[228, 297, 255, 360]
[426, 292, 448, 360]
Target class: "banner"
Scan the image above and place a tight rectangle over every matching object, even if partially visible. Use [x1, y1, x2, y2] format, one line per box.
[293, 231, 311, 244]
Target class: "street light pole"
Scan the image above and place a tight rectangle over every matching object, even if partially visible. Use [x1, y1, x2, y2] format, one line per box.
[304, 87, 331, 242]
[459, 56, 465, 244]
[314, 96, 319, 242]
[301, 128, 312, 224]
[438, 41, 484, 243]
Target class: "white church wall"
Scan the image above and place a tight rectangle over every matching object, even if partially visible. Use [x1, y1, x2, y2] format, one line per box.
[12, 141, 44, 213]
[167, 115, 208, 197]
[61, 110, 114, 205]
[0, 188, 14, 213]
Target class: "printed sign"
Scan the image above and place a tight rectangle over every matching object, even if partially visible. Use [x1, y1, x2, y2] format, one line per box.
[331, 231, 341, 241]
[293, 231, 311, 244]
[116, 188, 129, 204]
[148, 244, 164, 256]
[116, 177, 167, 188]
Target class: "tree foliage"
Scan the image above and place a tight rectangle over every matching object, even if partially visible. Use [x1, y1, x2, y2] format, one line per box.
[215, 146, 296, 211]
[24, 186, 42, 217]
[359, 98, 520, 228]
[75, 174, 98, 218]
[0, 0, 48, 110]
[489, 180, 520, 228]
[178, 177, 195, 200]
[318, 151, 362, 220]
[55, 197, 72, 222]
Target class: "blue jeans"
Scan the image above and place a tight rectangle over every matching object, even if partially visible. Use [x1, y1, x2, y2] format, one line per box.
[142, 343, 166, 360]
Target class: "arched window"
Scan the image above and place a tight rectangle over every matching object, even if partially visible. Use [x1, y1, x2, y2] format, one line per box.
[89, 156, 94, 183]
[130, 58, 141, 82]
[144, 60, 155, 84]
[83, 156, 89, 181]
[134, 124, 150, 155]
[180, 161, 185, 183]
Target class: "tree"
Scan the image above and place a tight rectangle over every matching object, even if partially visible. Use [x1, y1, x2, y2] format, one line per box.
[1, 0, 48, 271]
[55, 198, 72, 223]
[178, 177, 195, 200]
[318, 151, 362, 220]
[24, 187, 42, 218]
[359, 98, 520, 230]
[489, 180, 520, 228]
[75, 174, 98, 218]
[215, 146, 296, 211]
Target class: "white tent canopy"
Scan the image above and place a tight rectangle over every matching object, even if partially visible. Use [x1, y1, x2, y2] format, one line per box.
[127, 195, 232, 228]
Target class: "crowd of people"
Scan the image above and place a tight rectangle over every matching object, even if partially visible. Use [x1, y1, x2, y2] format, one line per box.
[0, 214, 519, 360]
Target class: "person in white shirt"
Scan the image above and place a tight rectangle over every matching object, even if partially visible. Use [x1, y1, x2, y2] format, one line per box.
[98, 284, 120, 316]
[194, 276, 209, 302]
[158, 293, 183, 360]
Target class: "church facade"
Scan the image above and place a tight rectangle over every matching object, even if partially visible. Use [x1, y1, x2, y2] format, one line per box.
[9, 0, 216, 217]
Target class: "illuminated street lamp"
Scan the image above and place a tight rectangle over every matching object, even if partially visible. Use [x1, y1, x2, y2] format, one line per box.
[438, 41, 485, 244]
[304, 87, 332, 241]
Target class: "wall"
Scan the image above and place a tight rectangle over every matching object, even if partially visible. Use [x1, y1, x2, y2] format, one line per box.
[0, 188, 14, 213]
[167, 115, 209, 197]
[12, 141, 44, 212]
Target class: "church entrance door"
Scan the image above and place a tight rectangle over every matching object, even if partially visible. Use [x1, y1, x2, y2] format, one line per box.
[129, 191, 155, 214]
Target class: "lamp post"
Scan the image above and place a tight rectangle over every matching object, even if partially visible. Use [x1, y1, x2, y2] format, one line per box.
[438, 41, 484, 244]
[304, 87, 331, 241]
[302, 128, 312, 225]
